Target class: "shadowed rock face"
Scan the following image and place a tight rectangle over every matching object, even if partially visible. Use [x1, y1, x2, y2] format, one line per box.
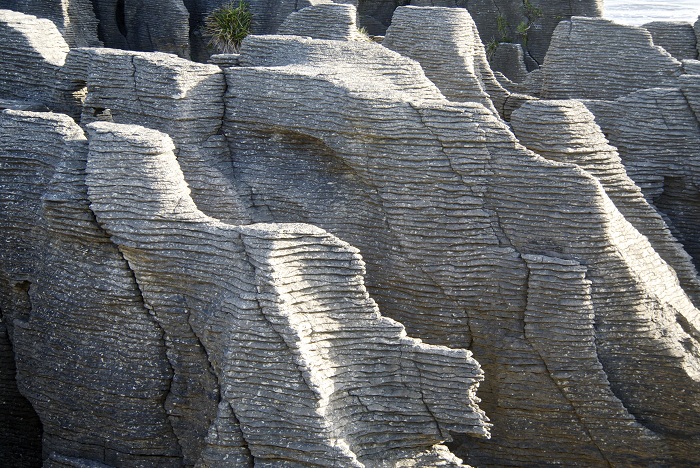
[0, 0, 101, 47]
[643, 21, 699, 61]
[0, 104, 489, 465]
[540, 16, 700, 271]
[225, 34, 700, 466]
[0, 9, 69, 109]
[510, 99, 700, 307]
[0, 111, 186, 467]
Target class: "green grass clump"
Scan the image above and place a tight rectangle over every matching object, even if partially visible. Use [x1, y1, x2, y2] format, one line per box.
[205, 0, 252, 53]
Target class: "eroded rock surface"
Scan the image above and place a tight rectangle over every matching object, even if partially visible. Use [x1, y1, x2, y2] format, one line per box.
[542, 16, 682, 100]
[0, 9, 69, 109]
[0, 0, 101, 47]
[643, 20, 698, 61]
[86, 121, 488, 468]
[225, 34, 700, 466]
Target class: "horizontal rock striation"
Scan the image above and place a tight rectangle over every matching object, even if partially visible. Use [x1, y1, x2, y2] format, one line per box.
[0, 0, 101, 48]
[643, 20, 699, 61]
[278, 3, 367, 41]
[86, 121, 489, 467]
[225, 34, 700, 466]
[383, 6, 504, 116]
[62, 47, 250, 224]
[583, 87, 700, 270]
[0, 110, 185, 466]
[382, 6, 536, 119]
[510, 99, 700, 306]
[0, 9, 69, 109]
[542, 16, 682, 100]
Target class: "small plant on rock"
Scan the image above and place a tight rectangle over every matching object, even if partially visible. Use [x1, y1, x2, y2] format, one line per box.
[205, 0, 252, 54]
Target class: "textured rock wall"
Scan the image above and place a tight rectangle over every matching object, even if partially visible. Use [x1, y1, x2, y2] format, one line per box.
[224, 34, 700, 466]
[0, 9, 69, 109]
[0, 0, 101, 47]
[542, 16, 682, 100]
[540, 16, 700, 269]
[62, 47, 250, 223]
[278, 3, 367, 41]
[409, 0, 602, 68]
[510, 99, 700, 306]
[643, 21, 698, 61]
[0, 105, 490, 466]
[3, 2, 700, 467]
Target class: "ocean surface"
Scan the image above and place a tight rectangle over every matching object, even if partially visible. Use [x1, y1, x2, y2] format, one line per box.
[604, 0, 700, 26]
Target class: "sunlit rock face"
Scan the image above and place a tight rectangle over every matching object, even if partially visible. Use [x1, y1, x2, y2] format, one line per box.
[2, 3, 700, 467]
[224, 34, 700, 466]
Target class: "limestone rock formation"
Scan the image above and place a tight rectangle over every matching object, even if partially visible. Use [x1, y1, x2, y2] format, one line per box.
[86, 121, 489, 467]
[488, 43, 528, 83]
[0, 9, 69, 109]
[643, 20, 698, 61]
[0, 110, 186, 467]
[383, 6, 536, 119]
[539, 16, 700, 269]
[225, 33, 700, 466]
[0, 104, 490, 466]
[91, 0, 190, 57]
[278, 3, 367, 41]
[62, 47, 249, 223]
[583, 87, 700, 269]
[510, 99, 700, 306]
[0, 0, 101, 47]
[542, 16, 682, 100]
[3, 1, 700, 466]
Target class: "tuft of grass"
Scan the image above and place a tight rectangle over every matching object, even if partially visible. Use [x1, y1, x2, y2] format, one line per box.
[357, 26, 372, 42]
[205, 0, 252, 54]
[496, 14, 512, 42]
[486, 39, 499, 61]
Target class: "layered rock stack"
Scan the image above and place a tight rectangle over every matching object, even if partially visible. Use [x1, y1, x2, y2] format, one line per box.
[2, 3, 700, 468]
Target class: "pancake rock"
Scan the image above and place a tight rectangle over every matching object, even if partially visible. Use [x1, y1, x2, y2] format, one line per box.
[583, 87, 700, 269]
[643, 21, 698, 61]
[0, 9, 69, 110]
[85, 121, 489, 467]
[62, 47, 249, 223]
[225, 34, 700, 466]
[0, 110, 183, 466]
[542, 16, 682, 100]
[488, 43, 528, 83]
[510, 99, 700, 306]
[278, 3, 367, 41]
[0, 0, 101, 47]
[382, 6, 534, 119]
[0, 106, 489, 466]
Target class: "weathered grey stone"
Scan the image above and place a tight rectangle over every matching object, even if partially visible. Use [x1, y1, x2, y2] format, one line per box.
[511, 99, 700, 306]
[279, 3, 368, 41]
[695, 16, 700, 57]
[542, 16, 682, 100]
[683, 58, 700, 74]
[383, 7, 508, 116]
[584, 87, 700, 269]
[0, 110, 186, 466]
[0, 0, 101, 47]
[226, 34, 700, 466]
[0, 10, 69, 108]
[489, 42, 528, 83]
[85, 120, 489, 467]
[91, 0, 190, 58]
[63, 47, 250, 223]
[643, 20, 698, 61]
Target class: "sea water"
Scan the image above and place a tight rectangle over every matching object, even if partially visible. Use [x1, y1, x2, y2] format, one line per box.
[604, 0, 700, 26]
